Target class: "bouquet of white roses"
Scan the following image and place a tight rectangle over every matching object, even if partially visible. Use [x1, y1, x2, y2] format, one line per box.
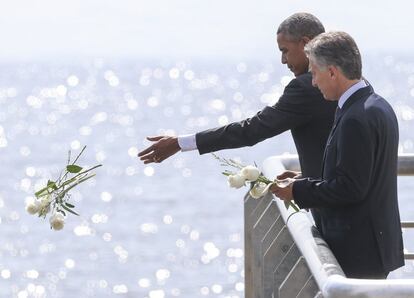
[213, 154, 299, 211]
[25, 146, 102, 230]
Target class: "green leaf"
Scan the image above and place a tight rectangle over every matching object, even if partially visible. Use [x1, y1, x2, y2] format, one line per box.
[62, 204, 80, 216]
[47, 180, 57, 190]
[65, 203, 75, 208]
[35, 187, 49, 198]
[66, 165, 83, 173]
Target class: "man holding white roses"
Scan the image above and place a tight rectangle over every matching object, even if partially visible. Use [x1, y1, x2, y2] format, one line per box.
[271, 31, 404, 279]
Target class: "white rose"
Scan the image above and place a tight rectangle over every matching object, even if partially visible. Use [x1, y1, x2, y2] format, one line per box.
[25, 198, 40, 215]
[241, 165, 260, 181]
[227, 174, 246, 189]
[49, 213, 65, 231]
[249, 182, 272, 199]
[38, 195, 52, 216]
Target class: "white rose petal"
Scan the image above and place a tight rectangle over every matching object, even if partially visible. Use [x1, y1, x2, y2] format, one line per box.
[227, 174, 246, 189]
[49, 213, 65, 231]
[249, 182, 273, 199]
[241, 166, 260, 181]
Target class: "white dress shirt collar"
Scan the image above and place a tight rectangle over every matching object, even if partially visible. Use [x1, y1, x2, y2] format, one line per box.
[338, 80, 367, 109]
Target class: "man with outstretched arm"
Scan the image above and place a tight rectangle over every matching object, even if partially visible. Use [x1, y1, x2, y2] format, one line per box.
[138, 12, 336, 185]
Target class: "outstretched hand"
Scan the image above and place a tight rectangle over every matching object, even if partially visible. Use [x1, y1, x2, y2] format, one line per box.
[138, 136, 180, 164]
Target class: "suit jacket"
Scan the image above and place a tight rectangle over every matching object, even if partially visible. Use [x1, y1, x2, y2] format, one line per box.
[196, 72, 337, 179]
[293, 85, 404, 277]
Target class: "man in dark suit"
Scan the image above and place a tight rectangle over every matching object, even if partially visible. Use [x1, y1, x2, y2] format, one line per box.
[271, 31, 404, 278]
[138, 13, 336, 182]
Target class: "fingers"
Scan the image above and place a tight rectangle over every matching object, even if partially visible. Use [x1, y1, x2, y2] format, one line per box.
[147, 136, 164, 141]
[139, 152, 163, 164]
[270, 182, 289, 197]
[276, 173, 287, 180]
[137, 143, 165, 164]
[138, 144, 155, 157]
[138, 136, 164, 157]
[276, 171, 295, 180]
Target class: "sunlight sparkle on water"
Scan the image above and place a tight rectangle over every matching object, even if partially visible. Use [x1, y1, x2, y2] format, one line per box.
[163, 215, 173, 224]
[140, 223, 158, 234]
[147, 96, 159, 107]
[138, 278, 151, 288]
[113, 284, 128, 294]
[25, 270, 39, 279]
[67, 75, 79, 87]
[149, 289, 165, 298]
[169, 68, 180, 79]
[144, 166, 155, 176]
[101, 191, 112, 202]
[74, 224, 93, 236]
[1, 269, 11, 279]
[155, 269, 170, 281]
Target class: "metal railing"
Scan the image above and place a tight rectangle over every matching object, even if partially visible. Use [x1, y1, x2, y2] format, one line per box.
[244, 153, 414, 298]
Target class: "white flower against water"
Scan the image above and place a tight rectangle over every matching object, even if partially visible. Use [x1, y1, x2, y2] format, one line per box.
[49, 213, 65, 230]
[241, 165, 260, 181]
[228, 174, 245, 189]
[25, 198, 40, 215]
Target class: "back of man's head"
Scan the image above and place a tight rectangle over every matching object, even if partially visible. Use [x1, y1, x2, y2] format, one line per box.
[305, 31, 362, 80]
[277, 13, 325, 41]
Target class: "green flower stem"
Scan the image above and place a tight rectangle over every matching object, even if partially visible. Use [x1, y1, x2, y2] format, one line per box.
[57, 145, 87, 186]
[53, 165, 102, 192]
[288, 201, 300, 212]
[55, 174, 96, 200]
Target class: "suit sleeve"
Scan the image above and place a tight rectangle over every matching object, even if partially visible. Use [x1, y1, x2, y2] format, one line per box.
[292, 117, 374, 208]
[196, 77, 316, 154]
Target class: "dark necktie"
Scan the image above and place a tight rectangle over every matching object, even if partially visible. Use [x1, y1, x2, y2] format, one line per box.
[334, 106, 341, 123]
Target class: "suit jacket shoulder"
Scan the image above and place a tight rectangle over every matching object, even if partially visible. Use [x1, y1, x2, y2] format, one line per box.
[195, 72, 331, 155]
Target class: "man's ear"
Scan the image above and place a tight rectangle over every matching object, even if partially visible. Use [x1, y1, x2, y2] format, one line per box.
[302, 36, 311, 44]
[328, 66, 338, 79]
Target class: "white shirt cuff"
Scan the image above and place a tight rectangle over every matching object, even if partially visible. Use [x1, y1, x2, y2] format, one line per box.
[177, 134, 198, 151]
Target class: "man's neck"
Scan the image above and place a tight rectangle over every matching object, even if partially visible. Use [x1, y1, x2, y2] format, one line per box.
[336, 78, 361, 100]
[337, 79, 367, 109]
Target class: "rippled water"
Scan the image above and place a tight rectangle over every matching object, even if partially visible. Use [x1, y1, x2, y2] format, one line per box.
[0, 56, 413, 297]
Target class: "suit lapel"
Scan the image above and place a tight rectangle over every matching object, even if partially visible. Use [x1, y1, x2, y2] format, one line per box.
[321, 85, 373, 178]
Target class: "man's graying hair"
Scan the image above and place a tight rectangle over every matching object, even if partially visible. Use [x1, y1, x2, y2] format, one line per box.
[304, 31, 362, 80]
[277, 13, 325, 41]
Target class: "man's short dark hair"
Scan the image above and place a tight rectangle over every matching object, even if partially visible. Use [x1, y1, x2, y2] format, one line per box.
[277, 13, 325, 41]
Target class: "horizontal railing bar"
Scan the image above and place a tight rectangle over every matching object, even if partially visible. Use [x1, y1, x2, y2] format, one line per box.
[278, 153, 414, 176]
[401, 222, 414, 228]
[398, 154, 414, 176]
[404, 254, 414, 260]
